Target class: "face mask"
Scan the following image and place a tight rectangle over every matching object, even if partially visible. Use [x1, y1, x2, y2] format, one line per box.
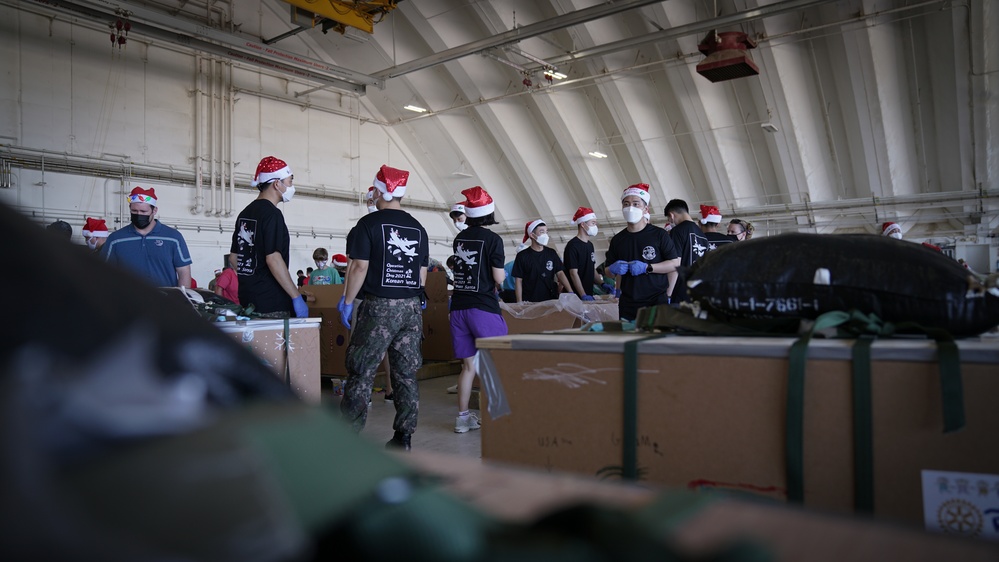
[367, 205, 378, 214]
[622, 207, 644, 224]
[644, 212, 651, 221]
[86, 238, 97, 250]
[536, 233, 550, 246]
[454, 221, 468, 231]
[890, 232, 902, 240]
[585, 225, 598, 237]
[131, 213, 152, 229]
[281, 184, 295, 202]
[315, 260, 327, 269]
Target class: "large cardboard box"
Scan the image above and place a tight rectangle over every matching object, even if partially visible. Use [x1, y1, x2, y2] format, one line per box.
[425, 270, 449, 303]
[216, 318, 321, 404]
[305, 285, 351, 378]
[422, 302, 454, 361]
[476, 333, 999, 527]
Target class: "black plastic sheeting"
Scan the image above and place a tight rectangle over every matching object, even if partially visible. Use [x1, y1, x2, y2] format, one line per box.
[686, 233, 999, 337]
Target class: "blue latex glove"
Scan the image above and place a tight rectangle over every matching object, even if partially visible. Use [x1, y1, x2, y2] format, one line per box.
[628, 260, 649, 276]
[337, 295, 354, 330]
[608, 260, 630, 276]
[613, 288, 622, 299]
[421, 294, 428, 310]
[600, 283, 614, 294]
[581, 295, 595, 301]
[292, 295, 309, 318]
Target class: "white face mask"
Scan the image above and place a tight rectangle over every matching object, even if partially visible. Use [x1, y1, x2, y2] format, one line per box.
[315, 260, 327, 269]
[643, 212, 651, 221]
[367, 204, 378, 214]
[622, 206, 644, 224]
[281, 184, 295, 202]
[454, 221, 468, 231]
[536, 233, 550, 246]
[890, 232, 902, 240]
[585, 225, 598, 237]
[86, 238, 97, 250]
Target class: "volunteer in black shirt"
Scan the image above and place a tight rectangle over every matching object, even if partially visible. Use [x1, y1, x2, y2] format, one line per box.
[699, 204, 738, 249]
[564, 206, 601, 300]
[512, 219, 569, 303]
[665, 198, 709, 303]
[338, 165, 429, 451]
[606, 183, 680, 321]
[449, 186, 507, 434]
[230, 156, 308, 317]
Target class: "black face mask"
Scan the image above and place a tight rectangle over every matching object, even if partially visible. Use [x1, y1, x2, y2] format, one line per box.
[131, 213, 152, 229]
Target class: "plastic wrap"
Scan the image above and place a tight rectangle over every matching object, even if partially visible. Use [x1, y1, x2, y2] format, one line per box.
[500, 293, 620, 325]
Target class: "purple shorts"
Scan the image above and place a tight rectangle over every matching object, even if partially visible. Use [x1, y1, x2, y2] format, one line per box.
[449, 308, 508, 359]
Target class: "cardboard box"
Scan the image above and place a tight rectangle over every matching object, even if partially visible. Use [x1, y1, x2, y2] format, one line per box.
[476, 333, 999, 527]
[216, 318, 321, 404]
[425, 271, 449, 303]
[304, 284, 352, 378]
[422, 302, 454, 361]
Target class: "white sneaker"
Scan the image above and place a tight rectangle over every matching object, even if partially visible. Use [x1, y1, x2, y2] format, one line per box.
[446, 384, 458, 394]
[454, 413, 481, 434]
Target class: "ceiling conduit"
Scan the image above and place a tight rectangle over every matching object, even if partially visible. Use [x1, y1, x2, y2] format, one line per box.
[19, 0, 381, 94]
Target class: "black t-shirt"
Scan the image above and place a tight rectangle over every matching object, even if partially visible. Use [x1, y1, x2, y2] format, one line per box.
[230, 199, 292, 314]
[563, 237, 596, 296]
[346, 209, 429, 299]
[451, 226, 505, 314]
[512, 246, 564, 302]
[704, 231, 738, 250]
[669, 220, 710, 303]
[606, 223, 679, 321]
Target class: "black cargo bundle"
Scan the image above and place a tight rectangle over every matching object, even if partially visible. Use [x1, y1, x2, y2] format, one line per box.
[686, 233, 999, 336]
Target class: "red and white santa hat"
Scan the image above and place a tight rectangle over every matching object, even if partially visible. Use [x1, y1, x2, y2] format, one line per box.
[82, 217, 109, 238]
[621, 183, 651, 204]
[373, 165, 410, 201]
[332, 253, 348, 268]
[882, 222, 902, 237]
[571, 206, 596, 225]
[699, 205, 722, 224]
[250, 156, 292, 188]
[523, 219, 546, 243]
[450, 202, 466, 215]
[461, 186, 495, 218]
[128, 187, 158, 207]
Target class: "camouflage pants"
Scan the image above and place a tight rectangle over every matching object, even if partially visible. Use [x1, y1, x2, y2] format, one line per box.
[340, 295, 422, 435]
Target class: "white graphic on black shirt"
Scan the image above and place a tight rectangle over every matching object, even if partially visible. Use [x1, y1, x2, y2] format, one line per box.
[591, 251, 596, 264]
[453, 239, 484, 292]
[642, 246, 657, 261]
[688, 233, 710, 264]
[381, 223, 422, 288]
[235, 218, 257, 275]
[455, 243, 478, 266]
[546, 260, 553, 271]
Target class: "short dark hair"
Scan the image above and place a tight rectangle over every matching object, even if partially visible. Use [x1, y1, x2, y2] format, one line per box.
[449, 210, 465, 220]
[664, 199, 688, 215]
[46, 220, 73, 239]
[257, 180, 274, 192]
[446, 255, 457, 269]
[306, 267, 314, 274]
[466, 213, 497, 227]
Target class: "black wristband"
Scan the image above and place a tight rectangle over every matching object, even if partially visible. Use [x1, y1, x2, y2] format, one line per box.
[646, 263, 653, 274]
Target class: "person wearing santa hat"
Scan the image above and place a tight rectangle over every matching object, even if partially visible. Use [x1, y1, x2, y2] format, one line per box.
[449, 201, 468, 232]
[605, 183, 680, 321]
[563, 206, 602, 301]
[512, 219, 569, 303]
[882, 222, 903, 240]
[331, 253, 349, 279]
[339, 165, 429, 451]
[81, 217, 110, 251]
[229, 156, 308, 317]
[664, 198, 710, 303]
[699, 205, 738, 248]
[449, 186, 508, 433]
[100, 186, 193, 288]
[215, 258, 239, 304]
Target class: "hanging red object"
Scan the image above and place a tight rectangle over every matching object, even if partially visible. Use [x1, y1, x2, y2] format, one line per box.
[117, 35, 127, 48]
[110, 32, 116, 46]
[695, 31, 759, 83]
[123, 21, 131, 35]
[115, 18, 123, 31]
[522, 77, 532, 88]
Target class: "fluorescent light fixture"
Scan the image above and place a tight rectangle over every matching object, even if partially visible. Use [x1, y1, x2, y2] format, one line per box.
[550, 71, 567, 80]
[588, 151, 608, 158]
[761, 122, 778, 133]
[404, 104, 427, 113]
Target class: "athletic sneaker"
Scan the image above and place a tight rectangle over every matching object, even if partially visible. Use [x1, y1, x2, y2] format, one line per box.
[384, 392, 394, 402]
[454, 413, 481, 434]
[446, 384, 458, 394]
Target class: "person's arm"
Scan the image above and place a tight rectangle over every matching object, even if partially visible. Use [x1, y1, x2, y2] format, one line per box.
[648, 257, 681, 298]
[343, 258, 369, 303]
[568, 268, 586, 297]
[492, 267, 506, 289]
[265, 251, 301, 300]
[176, 265, 192, 289]
[556, 271, 571, 294]
[228, 254, 238, 270]
[515, 277, 523, 303]
[420, 265, 428, 288]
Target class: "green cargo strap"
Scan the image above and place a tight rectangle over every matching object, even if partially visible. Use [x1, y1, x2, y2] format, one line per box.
[936, 338, 965, 433]
[283, 318, 292, 388]
[622, 334, 672, 481]
[851, 336, 875, 513]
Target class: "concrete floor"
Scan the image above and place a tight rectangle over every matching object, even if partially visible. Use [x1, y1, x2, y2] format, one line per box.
[322, 374, 482, 459]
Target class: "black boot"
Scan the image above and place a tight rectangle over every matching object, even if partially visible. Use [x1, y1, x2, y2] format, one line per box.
[386, 431, 411, 452]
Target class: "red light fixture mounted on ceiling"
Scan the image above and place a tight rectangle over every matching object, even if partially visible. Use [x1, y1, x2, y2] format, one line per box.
[696, 30, 759, 83]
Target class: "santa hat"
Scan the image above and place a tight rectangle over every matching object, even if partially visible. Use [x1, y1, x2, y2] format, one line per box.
[450, 202, 466, 215]
[373, 165, 409, 201]
[128, 187, 158, 207]
[882, 222, 902, 237]
[214, 268, 223, 275]
[571, 206, 596, 225]
[461, 186, 495, 218]
[621, 183, 651, 205]
[699, 205, 722, 224]
[523, 219, 546, 243]
[332, 253, 348, 268]
[82, 217, 109, 238]
[250, 156, 292, 188]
